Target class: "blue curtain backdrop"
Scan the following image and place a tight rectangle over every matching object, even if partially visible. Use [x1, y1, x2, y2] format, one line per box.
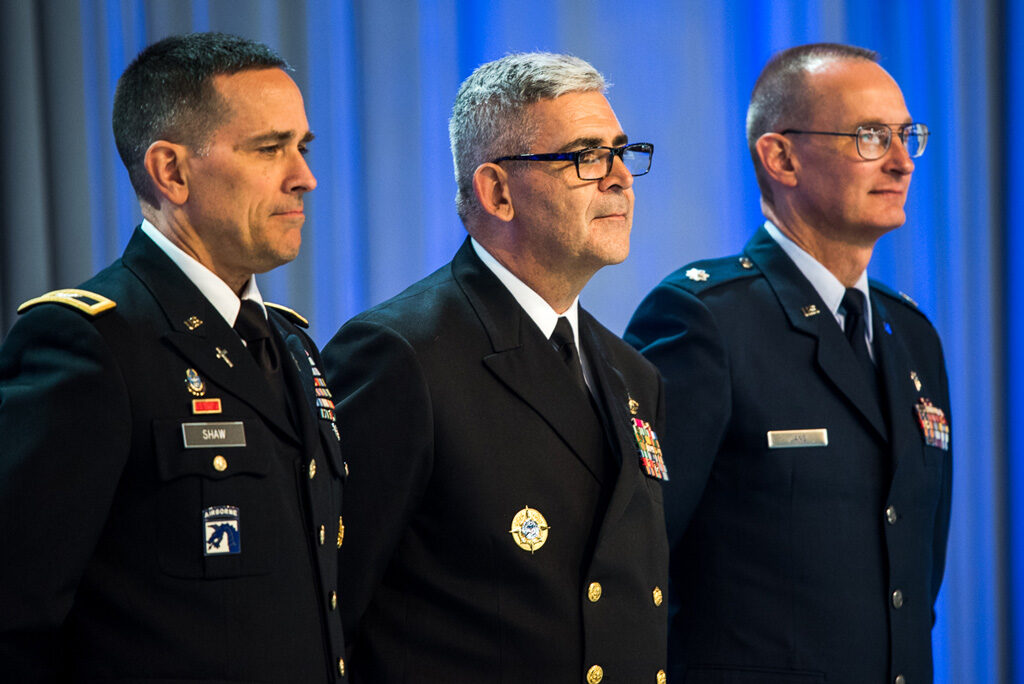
[0, 2, 1015, 682]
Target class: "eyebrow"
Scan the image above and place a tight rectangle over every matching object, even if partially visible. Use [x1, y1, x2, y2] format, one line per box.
[236, 130, 315, 150]
[557, 133, 629, 152]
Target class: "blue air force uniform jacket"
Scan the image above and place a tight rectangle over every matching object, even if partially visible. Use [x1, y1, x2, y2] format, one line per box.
[321, 238, 670, 683]
[625, 227, 952, 684]
[0, 229, 347, 683]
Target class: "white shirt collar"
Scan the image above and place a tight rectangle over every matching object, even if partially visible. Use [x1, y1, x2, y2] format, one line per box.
[470, 238, 581, 347]
[763, 220, 872, 342]
[140, 219, 265, 326]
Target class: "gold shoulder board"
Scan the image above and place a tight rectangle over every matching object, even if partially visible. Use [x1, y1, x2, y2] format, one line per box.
[265, 301, 309, 328]
[17, 288, 116, 316]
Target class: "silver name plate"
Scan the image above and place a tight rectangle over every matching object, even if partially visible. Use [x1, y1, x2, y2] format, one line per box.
[182, 421, 246, 448]
[767, 428, 828, 449]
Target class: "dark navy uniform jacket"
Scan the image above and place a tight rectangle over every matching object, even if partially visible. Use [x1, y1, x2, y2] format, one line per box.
[625, 227, 952, 684]
[322, 239, 669, 684]
[0, 229, 347, 683]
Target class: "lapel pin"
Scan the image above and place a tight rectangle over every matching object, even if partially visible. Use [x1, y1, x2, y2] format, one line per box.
[185, 368, 206, 396]
[910, 371, 922, 392]
[509, 506, 550, 554]
[738, 256, 754, 269]
[215, 347, 234, 368]
[628, 397, 639, 415]
[184, 315, 203, 331]
[884, 321, 893, 335]
[801, 304, 821, 317]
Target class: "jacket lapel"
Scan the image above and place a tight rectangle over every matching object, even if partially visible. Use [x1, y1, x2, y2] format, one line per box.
[870, 293, 917, 467]
[122, 228, 300, 444]
[579, 311, 642, 527]
[452, 240, 610, 484]
[745, 227, 888, 442]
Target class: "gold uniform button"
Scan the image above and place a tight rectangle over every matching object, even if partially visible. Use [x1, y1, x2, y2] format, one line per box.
[338, 657, 345, 676]
[657, 670, 667, 684]
[653, 586, 663, 606]
[212, 455, 227, 472]
[308, 459, 317, 479]
[586, 664, 603, 683]
[330, 590, 338, 610]
[337, 516, 345, 548]
[319, 524, 326, 545]
[587, 581, 602, 602]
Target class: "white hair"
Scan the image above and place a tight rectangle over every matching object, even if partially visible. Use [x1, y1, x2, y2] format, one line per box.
[448, 52, 607, 223]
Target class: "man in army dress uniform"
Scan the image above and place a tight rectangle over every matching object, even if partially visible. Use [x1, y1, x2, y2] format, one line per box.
[626, 43, 951, 684]
[0, 33, 347, 682]
[322, 53, 670, 683]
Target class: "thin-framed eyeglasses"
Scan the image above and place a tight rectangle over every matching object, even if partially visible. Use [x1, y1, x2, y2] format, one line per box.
[779, 123, 929, 160]
[492, 142, 654, 181]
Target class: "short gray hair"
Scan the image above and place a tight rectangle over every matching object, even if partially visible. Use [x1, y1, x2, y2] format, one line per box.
[746, 43, 878, 205]
[448, 52, 607, 223]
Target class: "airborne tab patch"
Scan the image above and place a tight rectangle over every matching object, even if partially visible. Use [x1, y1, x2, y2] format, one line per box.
[17, 289, 116, 316]
[204, 506, 241, 555]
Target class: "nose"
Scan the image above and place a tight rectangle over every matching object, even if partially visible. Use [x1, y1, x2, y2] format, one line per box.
[600, 151, 634, 190]
[883, 134, 915, 175]
[288, 149, 318, 193]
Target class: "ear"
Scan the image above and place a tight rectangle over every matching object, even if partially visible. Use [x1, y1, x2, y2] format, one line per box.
[755, 133, 799, 188]
[143, 140, 190, 206]
[472, 163, 514, 222]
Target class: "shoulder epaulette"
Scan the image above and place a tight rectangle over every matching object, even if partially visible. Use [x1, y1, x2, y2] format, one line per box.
[265, 301, 309, 328]
[17, 289, 116, 317]
[672, 254, 761, 295]
[870, 280, 931, 321]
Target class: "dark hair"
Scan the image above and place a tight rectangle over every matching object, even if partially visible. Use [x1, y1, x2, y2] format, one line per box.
[112, 32, 288, 206]
[746, 43, 879, 204]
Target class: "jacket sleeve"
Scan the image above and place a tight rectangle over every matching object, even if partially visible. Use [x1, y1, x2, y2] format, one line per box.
[321, 318, 434, 652]
[624, 280, 731, 545]
[0, 305, 131, 679]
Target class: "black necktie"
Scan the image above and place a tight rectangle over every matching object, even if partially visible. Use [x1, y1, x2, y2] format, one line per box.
[234, 299, 279, 373]
[841, 288, 873, 370]
[550, 317, 587, 395]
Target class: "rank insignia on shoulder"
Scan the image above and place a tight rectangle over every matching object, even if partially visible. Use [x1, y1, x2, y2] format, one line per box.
[633, 417, 669, 480]
[204, 505, 241, 555]
[914, 398, 950, 450]
[685, 268, 710, 282]
[510, 506, 549, 554]
[17, 288, 116, 316]
[899, 291, 919, 307]
[265, 301, 309, 328]
[738, 256, 754, 269]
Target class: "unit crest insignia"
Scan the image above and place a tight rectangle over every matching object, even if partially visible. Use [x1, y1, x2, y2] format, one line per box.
[509, 506, 549, 554]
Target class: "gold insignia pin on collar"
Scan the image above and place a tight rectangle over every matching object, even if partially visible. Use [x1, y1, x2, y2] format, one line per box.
[738, 256, 754, 269]
[215, 347, 234, 368]
[510, 506, 549, 554]
[801, 304, 821, 317]
[184, 315, 203, 331]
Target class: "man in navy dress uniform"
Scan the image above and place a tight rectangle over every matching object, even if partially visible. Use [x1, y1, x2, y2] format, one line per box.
[626, 43, 951, 684]
[323, 53, 669, 683]
[0, 33, 347, 682]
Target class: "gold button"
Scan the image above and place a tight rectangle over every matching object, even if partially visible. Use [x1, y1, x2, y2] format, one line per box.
[319, 524, 326, 545]
[587, 581, 602, 602]
[586, 664, 603, 683]
[337, 516, 345, 548]
[308, 459, 317, 479]
[338, 657, 345, 676]
[212, 455, 227, 472]
[653, 586, 663, 607]
[657, 670, 667, 684]
[894, 676, 905, 684]
[330, 590, 338, 610]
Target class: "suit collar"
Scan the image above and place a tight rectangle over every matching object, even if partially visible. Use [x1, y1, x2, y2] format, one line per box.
[745, 226, 888, 441]
[122, 228, 300, 443]
[452, 239, 612, 483]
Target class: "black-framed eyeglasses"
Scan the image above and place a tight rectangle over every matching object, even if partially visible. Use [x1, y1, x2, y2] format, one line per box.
[492, 142, 654, 180]
[780, 123, 929, 160]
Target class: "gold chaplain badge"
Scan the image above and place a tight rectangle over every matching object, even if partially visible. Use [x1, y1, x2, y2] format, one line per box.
[509, 506, 549, 554]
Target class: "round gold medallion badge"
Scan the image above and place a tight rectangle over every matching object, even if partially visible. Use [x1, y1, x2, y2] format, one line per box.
[509, 506, 549, 554]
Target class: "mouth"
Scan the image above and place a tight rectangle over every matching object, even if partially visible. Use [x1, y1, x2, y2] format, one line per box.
[273, 208, 305, 218]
